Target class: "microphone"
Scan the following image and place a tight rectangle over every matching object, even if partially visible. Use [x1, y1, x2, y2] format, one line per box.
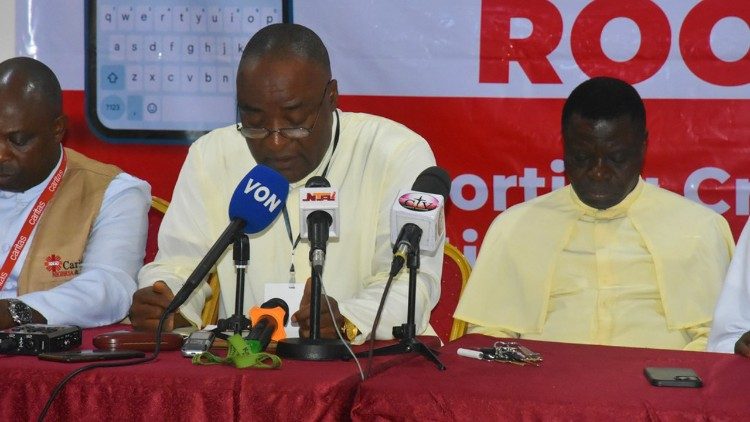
[389, 166, 450, 276]
[165, 165, 289, 314]
[299, 176, 339, 273]
[247, 298, 289, 352]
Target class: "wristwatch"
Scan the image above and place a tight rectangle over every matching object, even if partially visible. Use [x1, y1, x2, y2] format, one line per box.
[341, 318, 359, 342]
[7, 299, 32, 326]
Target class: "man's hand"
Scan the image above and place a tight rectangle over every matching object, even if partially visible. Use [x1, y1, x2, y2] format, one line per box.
[130, 281, 176, 332]
[734, 331, 750, 357]
[291, 278, 343, 339]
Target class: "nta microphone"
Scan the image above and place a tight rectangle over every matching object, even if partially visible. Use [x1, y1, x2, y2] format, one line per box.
[247, 298, 289, 352]
[166, 165, 289, 314]
[390, 166, 450, 277]
[299, 176, 339, 273]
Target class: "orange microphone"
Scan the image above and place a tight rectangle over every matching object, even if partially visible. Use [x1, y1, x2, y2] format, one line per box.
[247, 298, 289, 352]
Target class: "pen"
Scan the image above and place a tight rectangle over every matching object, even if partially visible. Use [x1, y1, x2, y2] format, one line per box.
[457, 348, 486, 360]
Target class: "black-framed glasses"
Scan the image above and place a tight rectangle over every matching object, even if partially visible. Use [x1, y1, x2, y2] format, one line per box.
[236, 80, 332, 140]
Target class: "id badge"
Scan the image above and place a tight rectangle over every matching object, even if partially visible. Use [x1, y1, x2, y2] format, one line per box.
[265, 282, 305, 338]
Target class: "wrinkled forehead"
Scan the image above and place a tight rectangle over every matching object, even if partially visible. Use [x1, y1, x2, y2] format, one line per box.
[563, 114, 645, 147]
[243, 54, 325, 77]
[236, 56, 329, 99]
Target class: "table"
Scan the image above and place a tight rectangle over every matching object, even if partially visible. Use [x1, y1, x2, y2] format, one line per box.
[351, 334, 750, 421]
[0, 325, 434, 421]
[6, 329, 750, 421]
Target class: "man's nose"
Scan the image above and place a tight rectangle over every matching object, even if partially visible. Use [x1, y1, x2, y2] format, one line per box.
[589, 157, 611, 180]
[264, 130, 290, 151]
[0, 140, 10, 162]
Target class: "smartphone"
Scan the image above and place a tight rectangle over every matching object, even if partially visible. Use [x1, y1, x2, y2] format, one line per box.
[644, 367, 703, 388]
[84, 1, 291, 144]
[92, 330, 185, 352]
[38, 349, 146, 363]
[181, 331, 216, 357]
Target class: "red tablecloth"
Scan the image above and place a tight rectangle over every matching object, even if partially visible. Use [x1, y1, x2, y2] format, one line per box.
[0, 325, 434, 421]
[6, 328, 749, 421]
[352, 334, 750, 421]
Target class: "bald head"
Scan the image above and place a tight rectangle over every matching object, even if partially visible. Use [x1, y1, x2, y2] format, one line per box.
[0, 57, 66, 192]
[240, 23, 331, 78]
[0, 57, 62, 120]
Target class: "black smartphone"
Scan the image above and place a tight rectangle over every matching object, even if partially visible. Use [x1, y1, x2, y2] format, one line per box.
[38, 349, 146, 363]
[644, 367, 703, 388]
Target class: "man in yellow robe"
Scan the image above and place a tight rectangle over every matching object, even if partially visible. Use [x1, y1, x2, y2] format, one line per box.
[454, 77, 733, 351]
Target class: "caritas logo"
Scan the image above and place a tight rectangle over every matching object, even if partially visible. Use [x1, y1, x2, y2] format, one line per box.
[399, 193, 440, 212]
[43, 254, 81, 277]
[44, 255, 62, 273]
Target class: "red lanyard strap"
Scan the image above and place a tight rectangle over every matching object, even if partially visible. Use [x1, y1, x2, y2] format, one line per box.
[0, 150, 68, 290]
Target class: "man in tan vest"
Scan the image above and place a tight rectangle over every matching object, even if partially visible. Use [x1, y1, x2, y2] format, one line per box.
[0, 57, 151, 328]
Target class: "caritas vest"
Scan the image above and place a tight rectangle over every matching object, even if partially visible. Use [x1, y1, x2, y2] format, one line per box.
[17, 148, 121, 294]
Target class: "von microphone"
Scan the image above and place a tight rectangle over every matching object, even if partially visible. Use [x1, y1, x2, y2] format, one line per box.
[299, 176, 339, 273]
[166, 165, 289, 314]
[248, 298, 289, 352]
[390, 166, 450, 277]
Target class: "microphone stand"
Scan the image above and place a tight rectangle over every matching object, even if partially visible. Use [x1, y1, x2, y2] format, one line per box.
[217, 234, 251, 335]
[362, 244, 446, 370]
[276, 262, 348, 360]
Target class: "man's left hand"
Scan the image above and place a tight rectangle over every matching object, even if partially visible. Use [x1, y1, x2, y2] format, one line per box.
[292, 277, 343, 339]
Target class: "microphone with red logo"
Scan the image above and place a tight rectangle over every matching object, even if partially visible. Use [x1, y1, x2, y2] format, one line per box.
[247, 298, 289, 352]
[389, 167, 450, 277]
[299, 176, 339, 273]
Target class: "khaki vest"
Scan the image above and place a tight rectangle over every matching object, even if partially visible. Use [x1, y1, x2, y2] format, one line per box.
[17, 148, 121, 294]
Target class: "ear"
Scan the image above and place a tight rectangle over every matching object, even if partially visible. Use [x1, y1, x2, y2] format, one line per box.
[52, 115, 67, 144]
[640, 130, 649, 156]
[328, 79, 338, 109]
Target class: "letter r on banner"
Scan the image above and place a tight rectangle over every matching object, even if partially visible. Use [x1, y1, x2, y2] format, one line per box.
[479, 0, 563, 84]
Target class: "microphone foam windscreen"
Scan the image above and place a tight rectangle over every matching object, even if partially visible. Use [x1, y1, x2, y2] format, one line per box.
[305, 176, 330, 188]
[260, 298, 290, 325]
[229, 164, 289, 234]
[412, 166, 451, 199]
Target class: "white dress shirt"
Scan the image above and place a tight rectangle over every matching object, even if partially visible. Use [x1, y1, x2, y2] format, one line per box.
[708, 218, 750, 353]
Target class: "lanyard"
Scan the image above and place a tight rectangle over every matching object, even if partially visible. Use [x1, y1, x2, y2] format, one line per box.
[0, 150, 68, 290]
[282, 110, 340, 283]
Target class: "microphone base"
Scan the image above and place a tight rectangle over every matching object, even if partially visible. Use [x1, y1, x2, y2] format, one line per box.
[357, 336, 446, 370]
[276, 337, 349, 361]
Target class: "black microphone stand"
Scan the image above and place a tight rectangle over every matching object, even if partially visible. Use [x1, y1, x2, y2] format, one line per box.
[362, 244, 446, 370]
[276, 260, 348, 360]
[217, 234, 251, 335]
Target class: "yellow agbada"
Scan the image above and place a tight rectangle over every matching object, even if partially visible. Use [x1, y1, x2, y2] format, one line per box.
[454, 179, 734, 351]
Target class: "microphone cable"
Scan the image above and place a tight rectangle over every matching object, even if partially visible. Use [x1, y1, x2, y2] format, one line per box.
[364, 272, 397, 379]
[37, 310, 173, 422]
[317, 267, 365, 381]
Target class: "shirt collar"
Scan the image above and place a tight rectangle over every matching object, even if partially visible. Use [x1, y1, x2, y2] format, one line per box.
[570, 177, 645, 219]
[0, 145, 64, 201]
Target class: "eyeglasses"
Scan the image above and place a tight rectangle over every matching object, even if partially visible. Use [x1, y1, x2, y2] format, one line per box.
[236, 80, 332, 140]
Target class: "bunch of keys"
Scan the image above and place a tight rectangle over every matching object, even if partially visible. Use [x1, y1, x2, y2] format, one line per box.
[457, 341, 543, 366]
